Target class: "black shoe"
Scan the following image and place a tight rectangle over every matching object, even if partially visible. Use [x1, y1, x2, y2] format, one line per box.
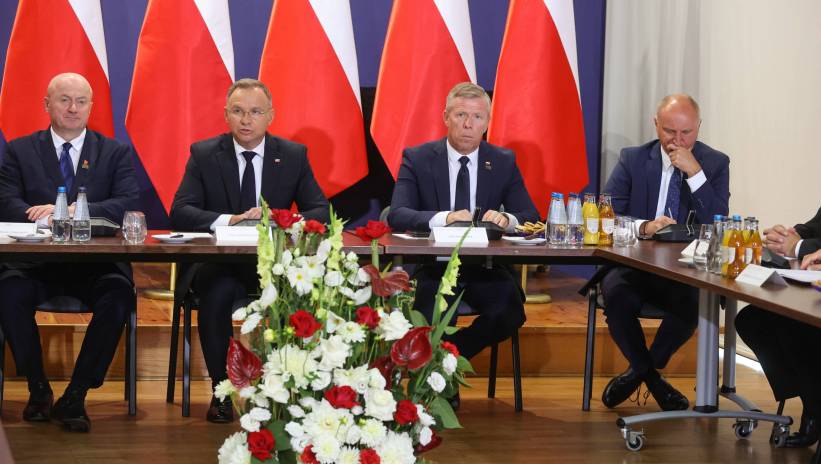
[602, 369, 643, 408]
[785, 411, 819, 448]
[206, 396, 233, 423]
[448, 392, 460, 412]
[23, 382, 53, 422]
[51, 388, 90, 432]
[644, 373, 689, 411]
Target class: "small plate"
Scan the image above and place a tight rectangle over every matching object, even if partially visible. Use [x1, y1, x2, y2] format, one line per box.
[502, 235, 547, 246]
[9, 234, 49, 243]
[152, 234, 194, 244]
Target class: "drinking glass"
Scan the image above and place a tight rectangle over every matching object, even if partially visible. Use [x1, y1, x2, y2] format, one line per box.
[613, 216, 636, 247]
[122, 211, 147, 244]
[693, 224, 713, 270]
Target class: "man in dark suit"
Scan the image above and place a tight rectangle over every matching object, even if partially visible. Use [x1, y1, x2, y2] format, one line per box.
[388, 82, 539, 371]
[170, 79, 329, 423]
[595, 94, 730, 411]
[0, 73, 139, 432]
[735, 209, 821, 449]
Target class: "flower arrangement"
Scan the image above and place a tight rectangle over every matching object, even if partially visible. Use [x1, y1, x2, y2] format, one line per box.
[217, 202, 472, 464]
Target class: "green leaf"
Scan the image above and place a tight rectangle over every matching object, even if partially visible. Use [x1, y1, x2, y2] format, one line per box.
[409, 309, 429, 328]
[267, 420, 292, 452]
[429, 396, 462, 429]
[457, 356, 475, 374]
[276, 450, 297, 464]
[443, 326, 460, 335]
[431, 291, 463, 346]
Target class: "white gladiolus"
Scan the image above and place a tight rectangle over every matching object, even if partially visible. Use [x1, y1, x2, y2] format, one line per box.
[324, 310, 346, 334]
[324, 270, 344, 287]
[287, 266, 314, 296]
[377, 311, 412, 341]
[316, 239, 331, 261]
[259, 283, 278, 307]
[346, 251, 357, 262]
[442, 353, 458, 375]
[281, 249, 293, 267]
[218, 432, 250, 464]
[272, 263, 285, 275]
[231, 306, 247, 321]
[240, 313, 262, 334]
[426, 372, 446, 393]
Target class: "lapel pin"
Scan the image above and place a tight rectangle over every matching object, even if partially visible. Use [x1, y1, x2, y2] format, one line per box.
[484, 161, 492, 170]
[81, 160, 89, 170]
[274, 158, 281, 164]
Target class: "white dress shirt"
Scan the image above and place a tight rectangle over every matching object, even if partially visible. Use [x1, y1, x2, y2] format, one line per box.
[209, 139, 265, 231]
[37, 129, 87, 227]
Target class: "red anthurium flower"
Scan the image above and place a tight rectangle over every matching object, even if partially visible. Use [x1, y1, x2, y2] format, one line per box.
[324, 385, 359, 409]
[370, 356, 397, 389]
[356, 306, 381, 329]
[290, 309, 322, 338]
[300, 445, 320, 464]
[247, 429, 275, 460]
[390, 326, 433, 370]
[393, 399, 419, 425]
[355, 220, 391, 241]
[414, 430, 443, 455]
[359, 448, 380, 464]
[303, 219, 326, 234]
[227, 338, 262, 389]
[362, 264, 410, 297]
[441, 341, 460, 357]
[271, 209, 301, 229]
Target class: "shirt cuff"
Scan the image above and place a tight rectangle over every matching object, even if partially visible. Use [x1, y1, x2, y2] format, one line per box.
[686, 170, 707, 192]
[795, 239, 803, 258]
[504, 213, 518, 233]
[428, 211, 449, 229]
[210, 214, 232, 231]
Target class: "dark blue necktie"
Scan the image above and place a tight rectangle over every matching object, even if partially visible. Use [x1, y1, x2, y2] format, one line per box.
[239, 151, 256, 212]
[454, 156, 470, 211]
[664, 168, 682, 220]
[59, 142, 75, 193]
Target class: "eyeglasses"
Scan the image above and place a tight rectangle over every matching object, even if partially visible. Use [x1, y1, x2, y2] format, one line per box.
[53, 97, 90, 109]
[228, 108, 271, 120]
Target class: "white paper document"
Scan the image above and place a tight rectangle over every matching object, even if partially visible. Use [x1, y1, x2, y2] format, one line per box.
[775, 269, 821, 283]
[430, 227, 488, 246]
[0, 222, 37, 236]
[392, 233, 429, 240]
[735, 264, 789, 287]
[215, 226, 258, 245]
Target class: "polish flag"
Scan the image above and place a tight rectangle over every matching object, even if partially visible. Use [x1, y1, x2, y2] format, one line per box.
[125, 0, 234, 213]
[259, 0, 367, 198]
[488, 0, 589, 217]
[0, 0, 113, 140]
[370, 0, 476, 178]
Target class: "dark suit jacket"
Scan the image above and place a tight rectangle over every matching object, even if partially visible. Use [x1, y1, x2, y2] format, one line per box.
[604, 140, 730, 225]
[387, 138, 539, 231]
[0, 128, 140, 281]
[794, 206, 821, 258]
[170, 133, 329, 231]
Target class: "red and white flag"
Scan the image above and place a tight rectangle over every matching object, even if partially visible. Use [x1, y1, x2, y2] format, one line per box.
[125, 0, 234, 213]
[259, 0, 367, 198]
[488, 0, 588, 217]
[0, 0, 113, 140]
[370, 0, 476, 178]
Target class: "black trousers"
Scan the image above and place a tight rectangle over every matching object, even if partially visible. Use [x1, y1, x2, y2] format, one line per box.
[412, 264, 525, 360]
[600, 266, 699, 375]
[736, 305, 821, 418]
[0, 264, 133, 391]
[191, 263, 258, 387]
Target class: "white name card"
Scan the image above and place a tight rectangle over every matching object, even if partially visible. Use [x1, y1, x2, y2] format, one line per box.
[430, 227, 488, 246]
[0, 222, 37, 235]
[681, 239, 698, 258]
[735, 264, 788, 287]
[215, 226, 259, 245]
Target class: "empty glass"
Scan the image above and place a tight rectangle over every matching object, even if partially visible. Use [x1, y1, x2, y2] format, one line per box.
[613, 216, 637, 247]
[122, 211, 147, 244]
[693, 224, 713, 270]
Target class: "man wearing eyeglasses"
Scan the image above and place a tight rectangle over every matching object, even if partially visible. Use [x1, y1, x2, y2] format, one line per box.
[170, 78, 329, 423]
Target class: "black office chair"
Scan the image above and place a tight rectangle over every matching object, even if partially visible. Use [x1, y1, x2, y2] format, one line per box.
[0, 295, 137, 415]
[581, 286, 666, 411]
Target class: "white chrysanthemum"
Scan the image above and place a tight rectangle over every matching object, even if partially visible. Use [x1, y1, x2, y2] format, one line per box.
[377, 311, 412, 341]
[324, 310, 346, 334]
[368, 368, 387, 390]
[249, 407, 272, 422]
[376, 431, 415, 464]
[310, 370, 332, 391]
[285, 421, 304, 438]
[218, 431, 250, 464]
[259, 283, 278, 307]
[419, 426, 433, 446]
[364, 388, 397, 421]
[266, 344, 319, 389]
[214, 379, 236, 402]
[281, 249, 293, 267]
[287, 266, 314, 296]
[259, 372, 289, 403]
[316, 239, 332, 261]
[240, 312, 262, 334]
[344, 424, 362, 445]
[337, 446, 360, 464]
[303, 400, 354, 443]
[358, 418, 387, 448]
[239, 413, 260, 432]
[238, 386, 256, 399]
[442, 353, 458, 375]
[287, 405, 306, 419]
[427, 372, 446, 393]
[317, 335, 351, 371]
[416, 404, 435, 427]
[290, 436, 309, 454]
[324, 270, 344, 287]
[272, 263, 285, 275]
[231, 306, 247, 321]
[337, 321, 365, 344]
[313, 434, 341, 464]
[334, 365, 371, 394]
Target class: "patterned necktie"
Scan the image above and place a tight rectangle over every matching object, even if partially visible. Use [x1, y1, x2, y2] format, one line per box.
[239, 151, 257, 212]
[453, 156, 470, 211]
[664, 168, 682, 220]
[59, 142, 75, 193]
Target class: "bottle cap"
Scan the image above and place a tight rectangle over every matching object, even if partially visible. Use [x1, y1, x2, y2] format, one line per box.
[733, 214, 742, 221]
[57, 186, 66, 193]
[78, 186, 87, 193]
[713, 214, 723, 221]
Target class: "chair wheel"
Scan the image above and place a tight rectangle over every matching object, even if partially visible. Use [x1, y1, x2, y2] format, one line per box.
[733, 420, 756, 439]
[625, 433, 645, 451]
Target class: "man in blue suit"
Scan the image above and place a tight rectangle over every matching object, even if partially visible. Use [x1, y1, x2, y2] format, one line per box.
[388, 82, 539, 378]
[597, 94, 730, 411]
[0, 73, 139, 431]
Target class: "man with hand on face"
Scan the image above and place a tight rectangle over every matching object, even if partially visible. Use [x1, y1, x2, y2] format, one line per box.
[583, 94, 730, 412]
[170, 79, 329, 423]
[0, 72, 139, 432]
[388, 82, 539, 405]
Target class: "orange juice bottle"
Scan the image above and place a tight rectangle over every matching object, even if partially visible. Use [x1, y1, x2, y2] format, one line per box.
[721, 216, 733, 276]
[744, 217, 763, 265]
[728, 215, 746, 278]
[741, 217, 753, 242]
[582, 193, 599, 245]
[598, 193, 615, 246]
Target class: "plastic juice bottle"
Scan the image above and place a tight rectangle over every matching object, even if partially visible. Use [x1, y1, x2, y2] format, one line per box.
[744, 218, 763, 265]
[741, 217, 753, 242]
[582, 193, 599, 245]
[721, 216, 734, 276]
[728, 215, 746, 279]
[598, 193, 615, 246]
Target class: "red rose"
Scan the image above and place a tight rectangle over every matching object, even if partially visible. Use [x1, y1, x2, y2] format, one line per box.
[362, 265, 410, 297]
[390, 326, 433, 370]
[441, 341, 460, 357]
[414, 430, 443, 455]
[290, 310, 322, 338]
[359, 448, 380, 464]
[370, 356, 397, 389]
[355, 220, 391, 241]
[303, 219, 326, 234]
[324, 385, 359, 409]
[300, 445, 319, 464]
[226, 338, 262, 388]
[271, 209, 301, 229]
[356, 306, 381, 329]
[247, 429, 275, 461]
[393, 399, 419, 425]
